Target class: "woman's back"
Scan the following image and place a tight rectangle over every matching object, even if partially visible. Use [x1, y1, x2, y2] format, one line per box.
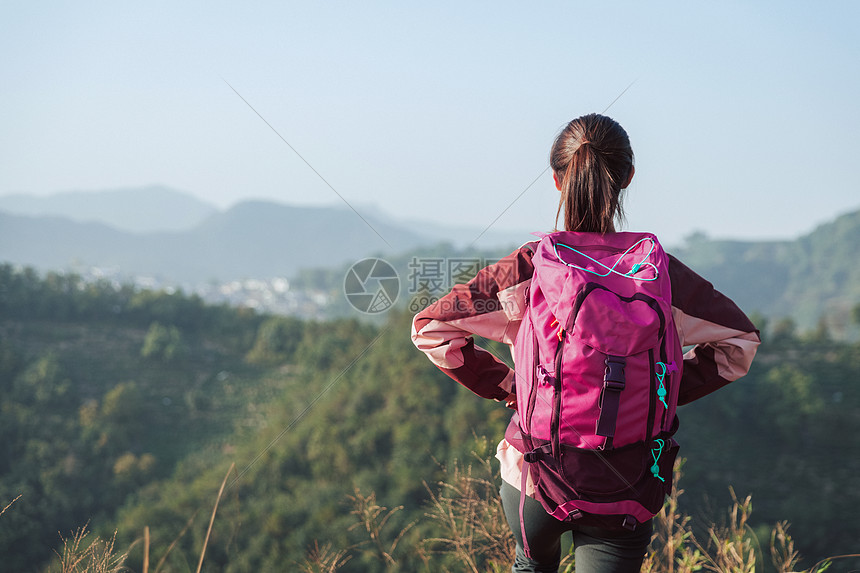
[411, 113, 760, 573]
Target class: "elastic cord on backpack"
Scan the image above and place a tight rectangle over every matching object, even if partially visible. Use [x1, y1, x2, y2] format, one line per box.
[655, 362, 669, 410]
[553, 237, 659, 281]
[650, 439, 666, 482]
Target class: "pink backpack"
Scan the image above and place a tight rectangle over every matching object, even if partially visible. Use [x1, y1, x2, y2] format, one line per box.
[506, 231, 683, 533]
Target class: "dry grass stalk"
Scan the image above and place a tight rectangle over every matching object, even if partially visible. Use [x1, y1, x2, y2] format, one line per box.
[699, 488, 758, 573]
[641, 462, 705, 573]
[52, 525, 128, 573]
[151, 509, 199, 573]
[142, 526, 150, 573]
[299, 541, 353, 573]
[195, 462, 236, 573]
[421, 455, 515, 573]
[347, 488, 414, 567]
[1, 493, 23, 518]
[770, 521, 801, 573]
[807, 553, 860, 573]
[642, 461, 841, 573]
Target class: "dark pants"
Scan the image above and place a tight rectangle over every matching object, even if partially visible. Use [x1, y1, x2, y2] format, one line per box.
[500, 481, 652, 573]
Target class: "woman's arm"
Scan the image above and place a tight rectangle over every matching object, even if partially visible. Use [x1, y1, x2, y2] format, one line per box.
[411, 245, 535, 401]
[668, 254, 761, 404]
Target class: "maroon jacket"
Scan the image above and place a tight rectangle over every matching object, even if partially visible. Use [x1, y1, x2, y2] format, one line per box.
[411, 241, 760, 406]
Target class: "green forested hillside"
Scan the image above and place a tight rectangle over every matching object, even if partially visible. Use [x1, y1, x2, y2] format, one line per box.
[0, 266, 267, 571]
[1, 265, 858, 571]
[294, 208, 860, 337]
[672, 208, 860, 334]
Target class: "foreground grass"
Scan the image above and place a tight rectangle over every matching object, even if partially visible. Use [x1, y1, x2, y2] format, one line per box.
[8, 457, 857, 572]
[307, 456, 853, 573]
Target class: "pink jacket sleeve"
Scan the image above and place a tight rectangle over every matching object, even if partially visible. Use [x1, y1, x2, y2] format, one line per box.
[667, 254, 761, 404]
[411, 245, 536, 401]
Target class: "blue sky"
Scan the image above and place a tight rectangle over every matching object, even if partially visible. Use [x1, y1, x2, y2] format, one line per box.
[2, 1, 858, 247]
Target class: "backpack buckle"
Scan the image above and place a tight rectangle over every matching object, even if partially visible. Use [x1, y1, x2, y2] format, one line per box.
[604, 379, 626, 391]
[523, 444, 552, 463]
[536, 365, 555, 386]
[622, 514, 638, 530]
[603, 357, 626, 390]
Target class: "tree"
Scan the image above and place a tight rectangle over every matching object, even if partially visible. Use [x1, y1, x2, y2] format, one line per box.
[141, 322, 187, 362]
[771, 317, 797, 344]
[245, 316, 305, 365]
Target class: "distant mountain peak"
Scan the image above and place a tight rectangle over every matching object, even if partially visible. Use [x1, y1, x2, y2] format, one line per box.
[0, 185, 219, 233]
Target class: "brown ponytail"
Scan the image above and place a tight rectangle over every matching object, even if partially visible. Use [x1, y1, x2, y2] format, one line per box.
[550, 114, 634, 233]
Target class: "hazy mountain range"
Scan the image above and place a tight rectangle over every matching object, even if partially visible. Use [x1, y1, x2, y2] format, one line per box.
[0, 186, 218, 233]
[1, 186, 859, 332]
[0, 186, 532, 283]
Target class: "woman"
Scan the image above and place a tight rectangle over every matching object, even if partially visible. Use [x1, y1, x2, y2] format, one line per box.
[411, 113, 760, 572]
